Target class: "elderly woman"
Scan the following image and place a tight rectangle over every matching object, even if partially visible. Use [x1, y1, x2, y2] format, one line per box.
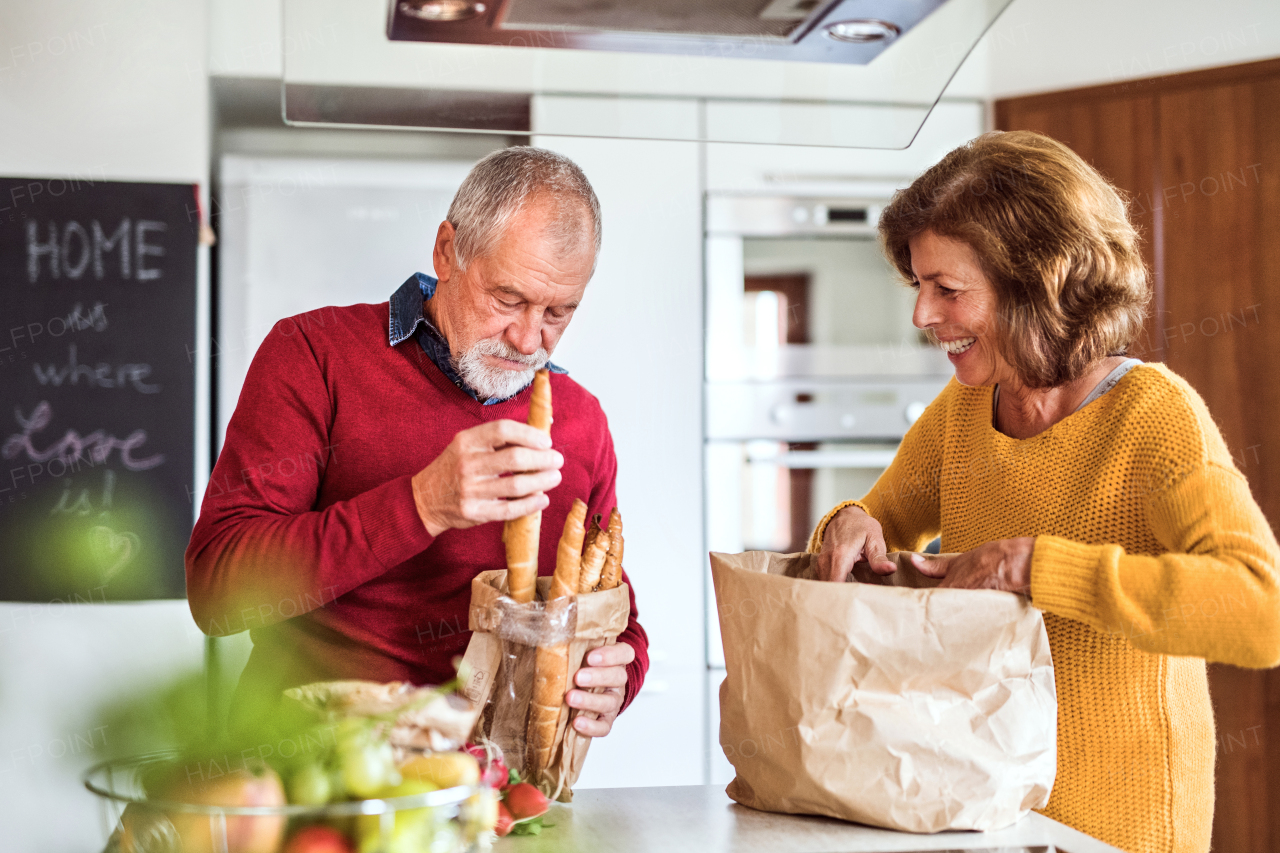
[811, 131, 1280, 853]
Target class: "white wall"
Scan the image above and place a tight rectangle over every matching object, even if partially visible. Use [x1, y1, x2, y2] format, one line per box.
[209, 0, 283, 78]
[976, 0, 1280, 98]
[0, 2, 211, 850]
[1, 1, 210, 182]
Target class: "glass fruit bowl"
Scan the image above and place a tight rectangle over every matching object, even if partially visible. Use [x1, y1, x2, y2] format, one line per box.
[84, 751, 490, 853]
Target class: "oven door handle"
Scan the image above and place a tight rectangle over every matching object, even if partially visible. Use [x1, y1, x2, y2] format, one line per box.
[770, 449, 898, 469]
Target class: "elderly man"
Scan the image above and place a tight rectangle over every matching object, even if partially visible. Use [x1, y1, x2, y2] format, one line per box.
[186, 147, 648, 739]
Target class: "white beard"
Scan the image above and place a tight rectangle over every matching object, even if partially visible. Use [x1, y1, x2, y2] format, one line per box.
[454, 336, 550, 401]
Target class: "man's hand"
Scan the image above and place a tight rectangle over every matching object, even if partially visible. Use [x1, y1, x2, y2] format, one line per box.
[816, 505, 896, 582]
[565, 642, 635, 738]
[911, 537, 1035, 594]
[411, 420, 563, 537]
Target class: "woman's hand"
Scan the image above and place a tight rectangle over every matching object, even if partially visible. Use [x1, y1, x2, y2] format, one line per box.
[816, 505, 897, 582]
[912, 537, 1035, 594]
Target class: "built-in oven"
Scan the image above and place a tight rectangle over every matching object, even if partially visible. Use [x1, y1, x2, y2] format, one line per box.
[703, 192, 953, 667]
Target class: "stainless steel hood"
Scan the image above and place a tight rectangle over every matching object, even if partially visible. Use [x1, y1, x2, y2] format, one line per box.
[281, 0, 1013, 148]
[387, 0, 946, 65]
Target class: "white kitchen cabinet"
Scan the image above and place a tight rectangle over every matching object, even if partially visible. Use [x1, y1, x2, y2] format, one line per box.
[532, 124, 707, 787]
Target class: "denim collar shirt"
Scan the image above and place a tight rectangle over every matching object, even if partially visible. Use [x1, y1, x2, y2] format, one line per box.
[388, 272, 566, 405]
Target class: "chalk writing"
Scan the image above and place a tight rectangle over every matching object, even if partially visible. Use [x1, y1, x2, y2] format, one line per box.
[50, 469, 114, 516]
[1, 302, 108, 354]
[89, 524, 139, 582]
[26, 218, 166, 283]
[32, 344, 159, 393]
[2, 402, 163, 471]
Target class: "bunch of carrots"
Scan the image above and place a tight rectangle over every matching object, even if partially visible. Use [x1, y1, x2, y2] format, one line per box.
[501, 370, 625, 783]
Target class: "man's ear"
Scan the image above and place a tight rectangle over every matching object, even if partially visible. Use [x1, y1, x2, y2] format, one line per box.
[432, 220, 458, 283]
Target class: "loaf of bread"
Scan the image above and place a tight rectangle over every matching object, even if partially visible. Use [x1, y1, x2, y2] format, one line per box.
[503, 369, 553, 603]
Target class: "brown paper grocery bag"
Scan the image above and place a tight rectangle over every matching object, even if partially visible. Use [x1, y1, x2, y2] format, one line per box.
[712, 550, 1056, 833]
[460, 570, 630, 802]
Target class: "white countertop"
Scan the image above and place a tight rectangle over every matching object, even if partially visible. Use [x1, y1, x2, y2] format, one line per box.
[496, 785, 1124, 853]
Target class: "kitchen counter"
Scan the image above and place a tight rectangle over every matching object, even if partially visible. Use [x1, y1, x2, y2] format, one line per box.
[496, 785, 1124, 852]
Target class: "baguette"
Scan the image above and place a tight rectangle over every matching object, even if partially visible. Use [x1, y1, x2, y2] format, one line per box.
[525, 498, 587, 781]
[582, 513, 603, 554]
[598, 509, 624, 591]
[548, 499, 587, 601]
[503, 369, 553, 603]
[577, 526, 611, 594]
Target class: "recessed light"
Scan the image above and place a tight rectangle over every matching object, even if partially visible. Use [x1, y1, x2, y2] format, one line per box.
[398, 0, 487, 22]
[823, 19, 900, 44]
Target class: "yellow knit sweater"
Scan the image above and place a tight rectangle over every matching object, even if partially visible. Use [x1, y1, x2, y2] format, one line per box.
[809, 363, 1280, 853]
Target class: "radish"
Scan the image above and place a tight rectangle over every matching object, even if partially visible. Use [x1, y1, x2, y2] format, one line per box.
[502, 782, 550, 822]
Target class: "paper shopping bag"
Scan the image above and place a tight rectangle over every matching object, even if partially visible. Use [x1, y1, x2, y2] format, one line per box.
[711, 550, 1056, 833]
[460, 570, 630, 802]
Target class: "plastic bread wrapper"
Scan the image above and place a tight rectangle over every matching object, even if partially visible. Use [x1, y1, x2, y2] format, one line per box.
[283, 679, 480, 758]
[711, 550, 1057, 833]
[460, 570, 630, 801]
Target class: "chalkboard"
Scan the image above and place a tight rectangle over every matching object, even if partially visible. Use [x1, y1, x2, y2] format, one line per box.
[0, 177, 198, 602]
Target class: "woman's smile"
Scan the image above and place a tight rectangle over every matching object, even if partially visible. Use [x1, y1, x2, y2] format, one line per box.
[938, 336, 977, 357]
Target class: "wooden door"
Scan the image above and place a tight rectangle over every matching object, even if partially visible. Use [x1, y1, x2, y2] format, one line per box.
[1158, 77, 1280, 853]
[998, 59, 1280, 853]
[1158, 78, 1280, 538]
[994, 95, 1163, 360]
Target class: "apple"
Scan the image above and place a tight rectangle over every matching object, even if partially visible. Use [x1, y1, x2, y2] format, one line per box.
[288, 762, 332, 806]
[126, 762, 287, 853]
[283, 825, 355, 853]
[340, 742, 398, 799]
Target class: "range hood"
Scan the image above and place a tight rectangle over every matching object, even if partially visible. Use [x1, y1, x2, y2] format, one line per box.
[282, 0, 1012, 148]
[387, 0, 944, 65]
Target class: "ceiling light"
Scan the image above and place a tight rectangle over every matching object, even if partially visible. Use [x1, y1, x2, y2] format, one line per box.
[823, 19, 901, 44]
[398, 0, 487, 22]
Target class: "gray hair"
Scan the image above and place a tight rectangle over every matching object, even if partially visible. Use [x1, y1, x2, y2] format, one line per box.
[447, 146, 602, 273]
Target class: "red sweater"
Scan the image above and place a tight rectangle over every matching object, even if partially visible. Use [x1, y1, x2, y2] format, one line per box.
[186, 301, 649, 710]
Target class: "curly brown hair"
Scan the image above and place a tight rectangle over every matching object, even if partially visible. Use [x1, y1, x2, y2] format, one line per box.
[878, 130, 1150, 388]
